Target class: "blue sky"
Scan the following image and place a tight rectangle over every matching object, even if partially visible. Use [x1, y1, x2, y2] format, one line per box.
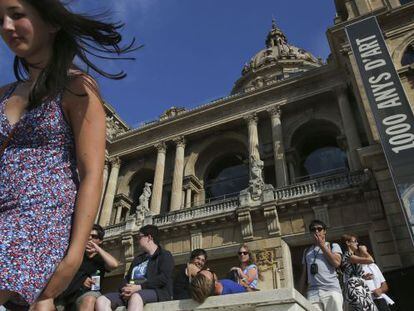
[0, 0, 336, 127]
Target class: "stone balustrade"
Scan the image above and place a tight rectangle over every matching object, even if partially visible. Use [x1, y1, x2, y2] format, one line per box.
[104, 171, 370, 234]
[153, 197, 239, 227]
[115, 288, 315, 311]
[274, 170, 370, 201]
[104, 221, 127, 238]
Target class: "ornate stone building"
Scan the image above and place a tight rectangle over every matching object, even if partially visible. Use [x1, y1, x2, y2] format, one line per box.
[99, 0, 414, 308]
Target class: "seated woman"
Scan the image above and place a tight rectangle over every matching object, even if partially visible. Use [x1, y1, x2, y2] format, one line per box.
[229, 244, 260, 289]
[341, 234, 377, 311]
[189, 269, 252, 303]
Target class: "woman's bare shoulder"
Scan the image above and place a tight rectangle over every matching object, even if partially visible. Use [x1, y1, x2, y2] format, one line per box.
[63, 73, 102, 111]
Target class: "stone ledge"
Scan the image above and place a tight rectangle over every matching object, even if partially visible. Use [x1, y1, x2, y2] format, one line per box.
[116, 288, 316, 311]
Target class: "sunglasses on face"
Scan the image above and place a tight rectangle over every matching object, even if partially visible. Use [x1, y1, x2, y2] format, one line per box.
[350, 240, 358, 244]
[238, 251, 249, 256]
[310, 227, 324, 233]
[89, 234, 100, 239]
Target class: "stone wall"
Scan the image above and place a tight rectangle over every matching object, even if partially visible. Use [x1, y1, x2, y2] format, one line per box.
[115, 289, 316, 311]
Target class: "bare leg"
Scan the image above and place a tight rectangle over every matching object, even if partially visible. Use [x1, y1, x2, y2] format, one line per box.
[0, 290, 15, 305]
[78, 295, 97, 311]
[127, 293, 143, 311]
[95, 296, 112, 311]
[30, 298, 56, 311]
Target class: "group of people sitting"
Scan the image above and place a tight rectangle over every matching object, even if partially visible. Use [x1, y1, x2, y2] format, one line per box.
[25, 220, 393, 311]
[52, 224, 261, 311]
[300, 220, 394, 311]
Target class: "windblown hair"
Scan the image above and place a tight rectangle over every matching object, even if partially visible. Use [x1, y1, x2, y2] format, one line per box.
[189, 273, 213, 303]
[14, 0, 137, 109]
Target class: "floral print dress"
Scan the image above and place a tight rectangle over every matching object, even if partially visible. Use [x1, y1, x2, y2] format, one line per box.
[0, 83, 78, 304]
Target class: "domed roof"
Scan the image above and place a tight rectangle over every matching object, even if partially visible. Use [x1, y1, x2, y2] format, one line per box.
[232, 20, 323, 94]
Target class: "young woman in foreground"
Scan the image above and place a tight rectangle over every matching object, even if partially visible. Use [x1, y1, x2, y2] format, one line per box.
[0, 0, 134, 309]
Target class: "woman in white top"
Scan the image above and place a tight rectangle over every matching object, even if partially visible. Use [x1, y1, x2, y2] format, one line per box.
[230, 244, 260, 289]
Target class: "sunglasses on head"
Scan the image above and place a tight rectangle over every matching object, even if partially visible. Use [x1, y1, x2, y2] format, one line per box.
[238, 251, 249, 256]
[310, 227, 324, 232]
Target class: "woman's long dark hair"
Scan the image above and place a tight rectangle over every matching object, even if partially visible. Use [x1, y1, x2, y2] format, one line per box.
[15, 0, 137, 109]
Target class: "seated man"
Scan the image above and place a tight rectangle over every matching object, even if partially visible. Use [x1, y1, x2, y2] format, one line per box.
[95, 225, 174, 311]
[173, 248, 208, 300]
[56, 224, 119, 311]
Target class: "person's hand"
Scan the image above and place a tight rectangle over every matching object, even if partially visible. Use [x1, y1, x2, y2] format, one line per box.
[313, 233, 325, 248]
[372, 288, 382, 297]
[38, 253, 82, 299]
[121, 284, 141, 300]
[362, 273, 373, 280]
[83, 277, 94, 288]
[86, 241, 101, 255]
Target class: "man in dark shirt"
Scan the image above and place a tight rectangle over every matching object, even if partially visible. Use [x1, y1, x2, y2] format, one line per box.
[95, 225, 174, 311]
[173, 249, 208, 300]
[55, 224, 119, 311]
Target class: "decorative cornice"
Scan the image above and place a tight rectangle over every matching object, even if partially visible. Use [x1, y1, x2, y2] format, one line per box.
[154, 141, 167, 154]
[110, 157, 121, 168]
[244, 113, 258, 125]
[173, 136, 186, 148]
[267, 105, 282, 118]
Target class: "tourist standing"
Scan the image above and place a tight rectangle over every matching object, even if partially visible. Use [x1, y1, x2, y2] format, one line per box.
[299, 220, 343, 311]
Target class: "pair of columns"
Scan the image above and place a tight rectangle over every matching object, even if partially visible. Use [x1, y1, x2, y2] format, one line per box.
[244, 109, 289, 188]
[98, 136, 186, 226]
[150, 137, 186, 214]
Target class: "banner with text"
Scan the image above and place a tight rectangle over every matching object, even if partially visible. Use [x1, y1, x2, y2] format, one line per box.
[346, 16, 414, 242]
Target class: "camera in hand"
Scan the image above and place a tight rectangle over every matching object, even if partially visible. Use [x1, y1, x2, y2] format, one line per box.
[310, 263, 318, 275]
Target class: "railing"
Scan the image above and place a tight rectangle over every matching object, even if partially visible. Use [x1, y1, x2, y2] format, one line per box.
[274, 170, 370, 201]
[153, 196, 240, 227]
[105, 221, 127, 238]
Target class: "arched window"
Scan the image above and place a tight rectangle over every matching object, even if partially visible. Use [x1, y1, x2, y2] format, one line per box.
[304, 146, 348, 176]
[291, 120, 348, 181]
[129, 169, 154, 215]
[401, 43, 414, 67]
[204, 154, 249, 200]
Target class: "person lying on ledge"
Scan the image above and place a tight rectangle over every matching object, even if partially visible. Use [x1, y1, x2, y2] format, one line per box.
[189, 268, 255, 303]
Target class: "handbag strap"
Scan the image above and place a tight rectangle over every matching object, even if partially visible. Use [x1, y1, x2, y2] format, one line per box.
[0, 126, 17, 158]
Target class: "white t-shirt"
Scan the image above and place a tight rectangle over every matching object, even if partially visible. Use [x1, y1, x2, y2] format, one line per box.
[302, 242, 342, 294]
[362, 263, 394, 305]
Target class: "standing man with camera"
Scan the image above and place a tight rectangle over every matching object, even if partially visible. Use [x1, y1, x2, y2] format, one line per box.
[299, 220, 343, 311]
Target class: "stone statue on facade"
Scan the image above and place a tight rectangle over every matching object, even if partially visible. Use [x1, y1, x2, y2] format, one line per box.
[138, 182, 152, 211]
[239, 155, 275, 207]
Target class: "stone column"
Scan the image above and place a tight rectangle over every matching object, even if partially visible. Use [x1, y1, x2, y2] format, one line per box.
[115, 206, 123, 224]
[244, 113, 260, 160]
[99, 157, 121, 226]
[336, 86, 362, 170]
[388, 0, 401, 8]
[170, 136, 186, 211]
[185, 188, 192, 208]
[268, 106, 288, 187]
[96, 159, 110, 222]
[150, 142, 167, 215]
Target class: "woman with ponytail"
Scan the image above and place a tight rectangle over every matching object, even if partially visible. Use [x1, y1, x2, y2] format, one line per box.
[0, 1, 136, 309]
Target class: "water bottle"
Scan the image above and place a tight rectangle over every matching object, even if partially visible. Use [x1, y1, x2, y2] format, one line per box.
[91, 270, 101, 291]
